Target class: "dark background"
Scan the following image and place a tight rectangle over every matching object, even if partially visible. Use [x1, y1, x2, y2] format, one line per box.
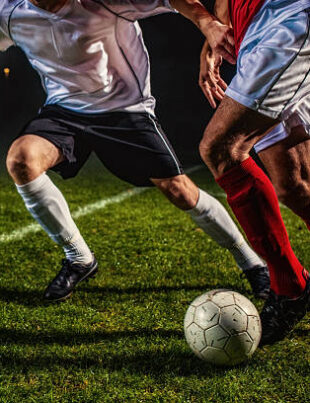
[0, 12, 235, 168]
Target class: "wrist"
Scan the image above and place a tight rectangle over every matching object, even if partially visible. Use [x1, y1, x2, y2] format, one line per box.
[193, 5, 215, 29]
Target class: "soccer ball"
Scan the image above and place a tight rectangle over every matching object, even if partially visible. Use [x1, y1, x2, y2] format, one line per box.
[184, 289, 262, 366]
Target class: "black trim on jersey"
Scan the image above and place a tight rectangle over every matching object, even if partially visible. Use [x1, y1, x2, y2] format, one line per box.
[118, 45, 144, 99]
[7, 0, 24, 41]
[115, 19, 144, 99]
[90, 0, 135, 22]
[280, 9, 310, 113]
[90, 0, 146, 99]
[260, 9, 310, 107]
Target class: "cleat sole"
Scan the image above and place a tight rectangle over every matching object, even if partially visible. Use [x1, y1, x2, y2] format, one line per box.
[45, 291, 73, 303]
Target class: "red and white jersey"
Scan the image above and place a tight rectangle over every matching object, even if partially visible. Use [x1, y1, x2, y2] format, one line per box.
[226, 0, 310, 153]
[229, 0, 265, 53]
[229, 0, 310, 54]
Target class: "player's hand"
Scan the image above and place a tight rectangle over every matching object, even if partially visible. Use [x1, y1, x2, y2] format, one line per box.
[199, 41, 227, 109]
[198, 19, 236, 65]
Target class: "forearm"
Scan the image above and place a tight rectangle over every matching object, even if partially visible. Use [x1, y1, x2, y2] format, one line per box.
[170, 0, 216, 31]
[172, 0, 235, 63]
[214, 0, 231, 26]
[203, 0, 231, 48]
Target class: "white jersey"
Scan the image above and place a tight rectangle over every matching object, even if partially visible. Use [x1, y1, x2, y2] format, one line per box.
[0, 0, 174, 114]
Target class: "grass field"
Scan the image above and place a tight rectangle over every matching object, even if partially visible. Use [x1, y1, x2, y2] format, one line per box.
[0, 157, 309, 402]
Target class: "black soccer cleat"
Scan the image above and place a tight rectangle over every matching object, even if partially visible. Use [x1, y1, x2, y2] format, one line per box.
[259, 272, 310, 346]
[241, 265, 270, 299]
[44, 255, 98, 302]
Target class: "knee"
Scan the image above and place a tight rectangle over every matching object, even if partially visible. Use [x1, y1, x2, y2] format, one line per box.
[154, 175, 198, 210]
[199, 133, 235, 177]
[199, 135, 214, 167]
[6, 138, 40, 183]
[156, 176, 185, 198]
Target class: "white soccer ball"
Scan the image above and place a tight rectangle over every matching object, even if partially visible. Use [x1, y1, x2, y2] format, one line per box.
[184, 289, 262, 366]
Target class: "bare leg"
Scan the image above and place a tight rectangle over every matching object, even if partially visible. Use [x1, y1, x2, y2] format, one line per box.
[7, 134, 64, 184]
[7, 134, 93, 265]
[199, 95, 306, 299]
[151, 174, 268, 285]
[258, 126, 310, 228]
[151, 174, 199, 210]
[199, 96, 278, 177]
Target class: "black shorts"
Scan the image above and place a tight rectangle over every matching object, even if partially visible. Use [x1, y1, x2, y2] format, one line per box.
[22, 105, 184, 187]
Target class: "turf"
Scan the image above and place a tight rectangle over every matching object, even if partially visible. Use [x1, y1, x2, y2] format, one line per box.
[0, 157, 309, 402]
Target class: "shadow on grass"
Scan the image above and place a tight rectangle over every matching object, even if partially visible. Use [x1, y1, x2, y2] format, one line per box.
[0, 335, 234, 377]
[0, 287, 44, 307]
[0, 327, 226, 376]
[0, 283, 250, 307]
[0, 327, 261, 377]
[0, 327, 183, 346]
[80, 283, 249, 297]
[290, 328, 310, 338]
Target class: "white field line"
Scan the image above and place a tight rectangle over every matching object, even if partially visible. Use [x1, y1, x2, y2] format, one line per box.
[0, 165, 204, 244]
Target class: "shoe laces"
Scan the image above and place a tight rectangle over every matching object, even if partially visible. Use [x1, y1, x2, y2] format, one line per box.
[53, 259, 72, 285]
[55, 259, 83, 286]
[61, 259, 86, 274]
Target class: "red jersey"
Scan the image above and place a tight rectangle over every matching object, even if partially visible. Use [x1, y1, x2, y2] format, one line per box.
[229, 0, 266, 53]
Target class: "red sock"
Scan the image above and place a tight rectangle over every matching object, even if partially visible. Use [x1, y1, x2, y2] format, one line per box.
[217, 157, 307, 298]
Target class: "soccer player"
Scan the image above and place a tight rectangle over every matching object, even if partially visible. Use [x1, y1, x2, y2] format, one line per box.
[196, 0, 310, 345]
[200, 0, 310, 231]
[2, 0, 268, 302]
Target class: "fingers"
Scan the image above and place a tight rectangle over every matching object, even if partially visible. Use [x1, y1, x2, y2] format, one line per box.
[210, 85, 225, 102]
[200, 78, 217, 109]
[200, 77, 225, 108]
[205, 89, 217, 109]
[223, 29, 236, 64]
[215, 86, 225, 99]
[217, 45, 236, 64]
[217, 29, 236, 64]
[226, 29, 235, 47]
[218, 77, 228, 91]
[200, 82, 217, 108]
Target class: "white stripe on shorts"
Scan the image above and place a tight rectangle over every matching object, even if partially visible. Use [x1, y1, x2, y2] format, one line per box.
[148, 114, 182, 175]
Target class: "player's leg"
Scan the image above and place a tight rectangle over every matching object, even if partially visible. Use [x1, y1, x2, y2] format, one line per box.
[199, 95, 310, 345]
[7, 134, 93, 266]
[89, 111, 268, 297]
[258, 125, 310, 229]
[6, 112, 97, 301]
[152, 174, 269, 298]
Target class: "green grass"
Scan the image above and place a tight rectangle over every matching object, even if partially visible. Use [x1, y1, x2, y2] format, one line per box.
[0, 157, 309, 402]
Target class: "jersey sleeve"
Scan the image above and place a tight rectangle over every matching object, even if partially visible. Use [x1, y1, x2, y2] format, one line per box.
[0, 0, 18, 38]
[0, 5, 8, 37]
[103, 0, 176, 21]
[0, 1, 21, 49]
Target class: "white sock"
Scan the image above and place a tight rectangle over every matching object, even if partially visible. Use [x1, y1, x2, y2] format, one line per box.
[187, 189, 265, 271]
[16, 173, 93, 265]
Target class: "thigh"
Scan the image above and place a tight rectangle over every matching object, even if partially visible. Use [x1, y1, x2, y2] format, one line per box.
[21, 105, 92, 179]
[201, 95, 278, 176]
[258, 125, 310, 194]
[90, 113, 184, 187]
[9, 134, 64, 171]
